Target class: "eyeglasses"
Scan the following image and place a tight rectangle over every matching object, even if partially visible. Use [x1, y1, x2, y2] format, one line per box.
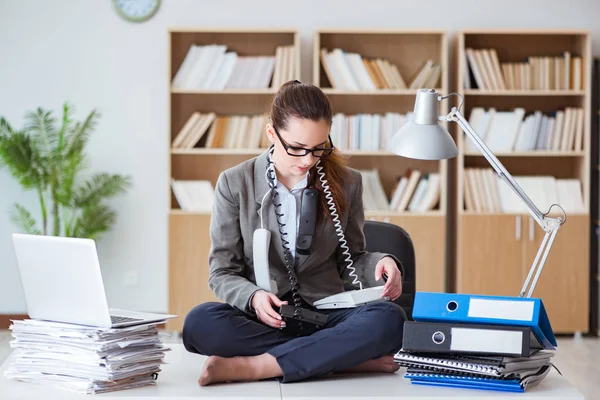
[273, 126, 335, 158]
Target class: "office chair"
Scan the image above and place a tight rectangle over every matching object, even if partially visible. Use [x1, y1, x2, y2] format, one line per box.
[363, 220, 416, 320]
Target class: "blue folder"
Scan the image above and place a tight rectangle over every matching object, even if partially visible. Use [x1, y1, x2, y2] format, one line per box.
[407, 374, 524, 393]
[411, 292, 556, 350]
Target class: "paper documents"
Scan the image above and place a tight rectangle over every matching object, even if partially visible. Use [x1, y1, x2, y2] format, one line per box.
[4, 319, 171, 394]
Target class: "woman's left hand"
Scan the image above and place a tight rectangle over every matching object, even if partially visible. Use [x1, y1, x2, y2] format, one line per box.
[374, 257, 403, 301]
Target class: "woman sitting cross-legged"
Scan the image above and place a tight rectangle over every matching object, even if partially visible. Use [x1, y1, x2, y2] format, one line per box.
[182, 80, 406, 386]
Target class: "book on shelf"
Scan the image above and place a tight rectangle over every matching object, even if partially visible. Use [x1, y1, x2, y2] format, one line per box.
[320, 48, 440, 91]
[360, 169, 440, 213]
[171, 44, 296, 90]
[171, 179, 214, 212]
[171, 113, 269, 149]
[331, 112, 413, 151]
[464, 48, 582, 91]
[463, 168, 585, 214]
[465, 106, 585, 153]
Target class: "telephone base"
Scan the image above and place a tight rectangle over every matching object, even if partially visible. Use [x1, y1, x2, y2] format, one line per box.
[313, 286, 388, 309]
[279, 304, 328, 336]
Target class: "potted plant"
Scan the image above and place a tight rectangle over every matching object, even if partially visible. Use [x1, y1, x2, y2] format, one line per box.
[0, 103, 131, 239]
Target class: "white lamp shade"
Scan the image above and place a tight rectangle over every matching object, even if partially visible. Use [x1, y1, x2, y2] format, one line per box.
[390, 120, 458, 160]
[389, 88, 458, 160]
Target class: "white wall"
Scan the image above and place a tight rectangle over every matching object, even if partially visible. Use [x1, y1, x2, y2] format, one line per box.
[1, 0, 599, 314]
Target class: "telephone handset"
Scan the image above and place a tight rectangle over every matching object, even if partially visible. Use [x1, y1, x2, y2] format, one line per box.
[296, 188, 318, 255]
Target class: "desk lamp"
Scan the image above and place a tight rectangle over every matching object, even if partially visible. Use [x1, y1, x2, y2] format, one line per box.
[390, 89, 566, 298]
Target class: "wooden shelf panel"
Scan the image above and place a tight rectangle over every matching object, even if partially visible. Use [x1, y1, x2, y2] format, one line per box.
[316, 31, 446, 90]
[171, 149, 407, 156]
[171, 153, 255, 183]
[463, 90, 586, 96]
[171, 88, 277, 95]
[366, 211, 443, 217]
[462, 31, 589, 62]
[169, 210, 211, 216]
[171, 148, 265, 155]
[464, 151, 586, 157]
[461, 94, 585, 114]
[460, 211, 588, 217]
[168, 212, 216, 332]
[326, 93, 436, 115]
[464, 155, 587, 180]
[169, 209, 444, 218]
[322, 89, 440, 96]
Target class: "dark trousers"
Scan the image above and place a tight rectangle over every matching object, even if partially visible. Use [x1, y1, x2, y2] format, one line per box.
[182, 294, 406, 383]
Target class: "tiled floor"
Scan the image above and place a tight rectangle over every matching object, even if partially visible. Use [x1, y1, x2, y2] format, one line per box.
[0, 330, 597, 399]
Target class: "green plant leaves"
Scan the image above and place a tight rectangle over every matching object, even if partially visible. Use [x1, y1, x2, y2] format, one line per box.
[10, 204, 41, 235]
[0, 103, 131, 239]
[72, 173, 132, 208]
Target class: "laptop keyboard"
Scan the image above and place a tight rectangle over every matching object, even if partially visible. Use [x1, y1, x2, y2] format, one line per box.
[111, 315, 143, 324]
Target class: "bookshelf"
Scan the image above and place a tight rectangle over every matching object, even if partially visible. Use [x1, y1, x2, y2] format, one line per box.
[455, 30, 591, 334]
[167, 28, 300, 331]
[314, 29, 449, 294]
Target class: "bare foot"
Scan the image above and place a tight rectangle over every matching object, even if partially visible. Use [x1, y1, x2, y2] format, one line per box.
[198, 354, 282, 386]
[344, 355, 400, 374]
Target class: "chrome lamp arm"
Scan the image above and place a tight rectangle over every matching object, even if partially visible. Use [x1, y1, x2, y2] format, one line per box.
[442, 101, 566, 298]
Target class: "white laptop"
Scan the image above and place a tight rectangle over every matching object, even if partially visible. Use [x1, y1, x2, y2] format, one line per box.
[11, 233, 176, 328]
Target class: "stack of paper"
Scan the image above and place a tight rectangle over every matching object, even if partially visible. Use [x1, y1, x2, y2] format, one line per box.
[4, 319, 171, 394]
[395, 350, 553, 392]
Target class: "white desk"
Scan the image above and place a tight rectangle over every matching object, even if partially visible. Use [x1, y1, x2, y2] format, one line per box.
[0, 344, 584, 399]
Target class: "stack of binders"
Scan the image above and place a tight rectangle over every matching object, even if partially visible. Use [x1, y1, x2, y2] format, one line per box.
[394, 292, 557, 393]
[4, 319, 171, 394]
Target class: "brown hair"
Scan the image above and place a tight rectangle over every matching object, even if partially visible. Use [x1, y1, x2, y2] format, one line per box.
[269, 80, 350, 219]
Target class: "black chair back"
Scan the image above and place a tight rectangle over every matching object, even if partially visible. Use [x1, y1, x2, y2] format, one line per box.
[363, 220, 416, 320]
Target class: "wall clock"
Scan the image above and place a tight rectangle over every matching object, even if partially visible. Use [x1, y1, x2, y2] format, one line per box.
[113, 0, 161, 22]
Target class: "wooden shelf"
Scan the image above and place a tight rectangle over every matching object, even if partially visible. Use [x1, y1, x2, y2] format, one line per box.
[456, 29, 591, 334]
[314, 29, 449, 293]
[170, 148, 407, 156]
[464, 151, 586, 157]
[171, 88, 277, 95]
[167, 28, 301, 332]
[171, 148, 265, 155]
[170, 210, 211, 216]
[463, 90, 585, 96]
[460, 211, 587, 217]
[366, 211, 444, 217]
[170, 209, 444, 218]
[322, 88, 440, 96]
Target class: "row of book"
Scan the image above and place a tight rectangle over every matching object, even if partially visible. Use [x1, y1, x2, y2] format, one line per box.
[171, 111, 414, 151]
[330, 112, 411, 151]
[172, 113, 270, 149]
[171, 169, 441, 214]
[464, 167, 585, 213]
[171, 44, 296, 90]
[395, 292, 555, 393]
[171, 179, 214, 212]
[4, 319, 170, 394]
[320, 47, 440, 91]
[361, 169, 440, 213]
[465, 48, 582, 91]
[466, 107, 585, 153]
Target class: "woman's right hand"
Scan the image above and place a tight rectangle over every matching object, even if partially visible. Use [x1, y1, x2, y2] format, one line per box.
[251, 290, 287, 329]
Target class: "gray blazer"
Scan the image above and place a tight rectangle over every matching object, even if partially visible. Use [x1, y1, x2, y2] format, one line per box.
[208, 150, 404, 312]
